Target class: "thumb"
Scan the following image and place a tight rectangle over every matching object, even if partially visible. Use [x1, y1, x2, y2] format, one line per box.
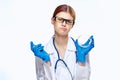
[30, 41, 35, 50]
[82, 35, 93, 46]
[90, 36, 94, 48]
[75, 39, 79, 47]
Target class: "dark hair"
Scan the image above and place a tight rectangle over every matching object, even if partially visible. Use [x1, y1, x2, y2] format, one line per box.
[52, 4, 76, 24]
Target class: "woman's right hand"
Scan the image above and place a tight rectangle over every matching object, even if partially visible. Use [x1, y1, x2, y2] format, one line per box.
[30, 41, 50, 62]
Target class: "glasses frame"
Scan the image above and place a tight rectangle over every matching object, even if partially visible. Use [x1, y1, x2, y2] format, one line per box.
[54, 16, 74, 25]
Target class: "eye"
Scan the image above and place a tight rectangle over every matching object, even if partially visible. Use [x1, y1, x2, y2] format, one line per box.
[68, 20, 73, 23]
[57, 17, 64, 22]
[67, 20, 73, 24]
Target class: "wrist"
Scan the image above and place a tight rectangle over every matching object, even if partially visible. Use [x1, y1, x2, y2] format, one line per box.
[46, 62, 51, 66]
[77, 62, 86, 66]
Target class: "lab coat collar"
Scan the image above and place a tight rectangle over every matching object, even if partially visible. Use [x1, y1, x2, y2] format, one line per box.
[44, 37, 55, 55]
[67, 37, 76, 52]
[44, 36, 76, 55]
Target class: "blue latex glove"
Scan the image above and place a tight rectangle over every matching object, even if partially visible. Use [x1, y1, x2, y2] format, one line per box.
[75, 35, 94, 63]
[30, 41, 50, 62]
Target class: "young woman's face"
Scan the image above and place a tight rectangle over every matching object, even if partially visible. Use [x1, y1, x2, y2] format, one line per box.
[52, 12, 74, 37]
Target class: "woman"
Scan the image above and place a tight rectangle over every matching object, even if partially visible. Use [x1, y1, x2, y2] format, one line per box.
[30, 4, 94, 80]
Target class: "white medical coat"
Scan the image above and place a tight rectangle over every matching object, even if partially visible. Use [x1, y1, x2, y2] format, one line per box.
[35, 37, 90, 80]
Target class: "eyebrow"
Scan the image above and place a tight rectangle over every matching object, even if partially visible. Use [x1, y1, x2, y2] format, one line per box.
[56, 16, 73, 21]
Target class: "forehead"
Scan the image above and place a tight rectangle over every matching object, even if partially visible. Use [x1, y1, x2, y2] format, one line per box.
[56, 12, 73, 20]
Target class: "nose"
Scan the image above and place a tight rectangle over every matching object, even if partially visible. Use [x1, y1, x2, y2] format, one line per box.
[62, 20, 67, 26]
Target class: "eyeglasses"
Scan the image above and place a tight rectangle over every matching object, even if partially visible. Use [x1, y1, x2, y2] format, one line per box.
[54, 16, 74, 25]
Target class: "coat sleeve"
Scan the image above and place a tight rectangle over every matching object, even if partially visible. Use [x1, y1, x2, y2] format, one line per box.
[35, 56, 52, 80]
[76, 55, 91, 80]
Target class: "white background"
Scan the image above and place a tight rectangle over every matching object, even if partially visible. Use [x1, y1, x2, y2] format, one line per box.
[0, 0, 120, 80]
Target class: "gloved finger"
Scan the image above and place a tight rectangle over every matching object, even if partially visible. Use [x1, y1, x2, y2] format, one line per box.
[82, 35, 93, 46]
[37, 44, 42, 48]
[89, 35, 94, 47]
[37, 44, 44, 51]
[30, 41, 34, 46]
[88, 35, 93, 42]
[84, 38, 94, 52]
[91, 36, 94, 47]
[75, 39, 79, 47]
[89, 35, 93, 39]
[82, 39, 90, 46]
[30, 41, 35, 50]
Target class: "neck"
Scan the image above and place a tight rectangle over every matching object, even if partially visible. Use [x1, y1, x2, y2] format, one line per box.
[53, 35, 68, 59]
[54, 35, 68, 46]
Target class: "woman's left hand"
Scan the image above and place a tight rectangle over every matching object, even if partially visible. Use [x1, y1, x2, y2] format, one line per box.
[75, 35, 94, 63]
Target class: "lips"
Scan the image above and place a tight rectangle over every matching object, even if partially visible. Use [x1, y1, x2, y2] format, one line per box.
[60, 27, 67, 31]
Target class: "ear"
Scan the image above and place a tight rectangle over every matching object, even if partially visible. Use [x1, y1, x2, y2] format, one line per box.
[51, 18, 55, 25]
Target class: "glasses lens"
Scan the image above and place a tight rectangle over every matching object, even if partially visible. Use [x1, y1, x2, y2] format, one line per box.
[55, 16, 73, 25]
[66, 20, 73, 25]
[56, 17, 64, 23]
